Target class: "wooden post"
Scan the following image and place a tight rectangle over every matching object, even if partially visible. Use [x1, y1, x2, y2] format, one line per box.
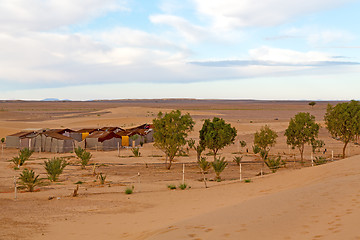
[14, 176, 17, 200]
[311, 152, 314, 167]
[137, 172, 140, 184]
[239, 163, 242, 182]
[117, 142, 120, 157]
[182, 163, 185, 185]
[332, 150, 334, 161]
[261, 168, 263, 177]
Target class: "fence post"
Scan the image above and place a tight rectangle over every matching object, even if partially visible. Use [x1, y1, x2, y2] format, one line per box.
[14, 176, 17, 200]
[138, 172, 140, 184]
[332, 150, 334, 161]
[117, 142, 120, 157]
[182, 163, 185, 185]
[240, 163, 242, 182]
[311, 152, 314, 167]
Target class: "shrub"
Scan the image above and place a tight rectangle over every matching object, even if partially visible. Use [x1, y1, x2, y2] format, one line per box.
[264, 156, 284, 173]
[167, 184, 176, 190]
[1, 137, 4, 143]
[313, 156, 327, 165]
[212, 157, 228, 181]
[131, 147, 141, 157]
[99, 173, 107, 184]
[12, 148, 34, 168]
[233, 156, 243, 166]
[178, 183, 188, 190]
[244, 179, 251, 183]
[18, 169, 40, 192]
[75, 147, 92, 169]
[125, 186, 134, 194]
[198, 157, 210, 173]
[44, 157, 68, 182]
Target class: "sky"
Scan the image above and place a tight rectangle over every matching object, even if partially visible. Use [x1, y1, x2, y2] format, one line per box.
[0, 0, 359, 100]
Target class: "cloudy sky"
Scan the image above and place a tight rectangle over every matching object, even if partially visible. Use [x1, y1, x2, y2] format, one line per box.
[1, 0, 359, 100]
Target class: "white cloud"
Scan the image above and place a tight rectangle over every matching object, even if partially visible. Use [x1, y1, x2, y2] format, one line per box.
[192, 0, 355, 29]
[0, 0, 127, 31]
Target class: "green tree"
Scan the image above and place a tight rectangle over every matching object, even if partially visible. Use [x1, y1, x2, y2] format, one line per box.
[212, 157, 228, 181]
[253, 125, 278, 161]
[285, 112, 320, 163]
[75, 147, 92, 169]
[325, 100, 360, 158]
[199, 117, 237, 159]
[309, 101, 316, 108]
[153, 110, 194, 169]
[19, 169, 40, 192]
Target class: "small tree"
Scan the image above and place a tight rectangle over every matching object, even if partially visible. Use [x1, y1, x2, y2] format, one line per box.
[212, 157, 228, 181]
[131, 147, 141, 157]
[44, 157, 68, 182]
[325, 100, 360, 158]
[12, 148, 34, 168]
[311, 139, 325, 154]
[19, 169, 40, 192]
[153, 110, 194, 169]
[188, 139, 205, 162]
[75, 147, 92, 169]
[233, 156, 243, 166]
[198, 156, 210, 188]
[309, 101, 316, 108]
[264, 156, 284, 173]
[285, 112, 320, 163]
[199, 117, 237, 159]
[253, 125, 278, 161]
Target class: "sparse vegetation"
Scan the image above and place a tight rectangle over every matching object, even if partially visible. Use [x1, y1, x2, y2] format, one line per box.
[254, 125, 278, 161]
[99, 173, 107, 184]
[167, 184, 176, 190]
[75, 147, 92, 169]
[309, 101, 316, 108]
[125, 186, 134, 194]
[212, 157, 228, 181]
[18, 169, 40, 192]
[178, 183, 188, 190]
[313, 156, 327, 165]
[244, 179, 251, 183]
[197, 156, 210, 188]
[44, 157, 68, 182]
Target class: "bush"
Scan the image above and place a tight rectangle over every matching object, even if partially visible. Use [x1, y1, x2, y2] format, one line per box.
[264, 156, 284, 173]
[18, 169, 40, 192]
[75, 147, 92, 169]
[12, 148, 34, 168]
[313, 156, 327, 165]
[198, 157, 210, 173]
[167, 184, 176, 190]
[99, 173, 106, 184]
[233, 156, 243, 166]
[178, 183, 188, 190]
[244, 179, 251, 183]
[212, 157, 228, 181]
[131, 147, 141, 157]
[44, 157, 68, 182]
[125, 186, 134, 194]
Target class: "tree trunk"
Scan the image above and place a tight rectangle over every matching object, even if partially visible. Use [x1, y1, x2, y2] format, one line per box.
[299, 144, 304, 165]
[343, 141, 349, 159]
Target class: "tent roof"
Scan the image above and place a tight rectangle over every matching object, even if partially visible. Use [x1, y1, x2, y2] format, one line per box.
[87, 131, 121, 142]
[8, 131, 35, 138]
[43, 132, 73, 140]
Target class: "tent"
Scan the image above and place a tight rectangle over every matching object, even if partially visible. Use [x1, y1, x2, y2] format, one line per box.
[42, 132, 75, 153]
[86, 131, 122, 150]
[6, 131, 37, 149]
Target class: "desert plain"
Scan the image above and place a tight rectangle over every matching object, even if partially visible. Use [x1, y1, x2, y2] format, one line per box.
[1, 99, 360, 240]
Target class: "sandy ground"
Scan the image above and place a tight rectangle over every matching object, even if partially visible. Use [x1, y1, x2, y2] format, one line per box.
[1, 100, 359, 240]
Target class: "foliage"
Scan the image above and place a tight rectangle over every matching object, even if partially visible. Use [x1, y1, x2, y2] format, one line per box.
[167, 184, 176, 190]
[198, 157, 211, 173]
[239, 140, 247, 148]
[311, 139, 325, 153]
[244, 179, 251, 183]
[211, 157, 228, 181]
[75, 181, 84, 184]
[11, 148, 34, 168]
[254, 125, 278, 160]
[188, 139, 205, 162]
[125, 185, 134, 194]
[18, 169, 40, 192]
[199, 117, 237, 159]
[285, 112, 320, 163]
[1, 137, 4, 143]
[325, 100, 360, 158]
[313, 156, 327, 165]
[75, 147, 92, 169]
[178, 183, 188, 190]
[44, 157, 68, 182]
[131, 147, 141, 157]
[99, 173, 107, 184]
[264, 156, 284, 173]
[233, 156, 243, 166]
[153, 110, 194, 169]
[309, 101, 316, 108]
